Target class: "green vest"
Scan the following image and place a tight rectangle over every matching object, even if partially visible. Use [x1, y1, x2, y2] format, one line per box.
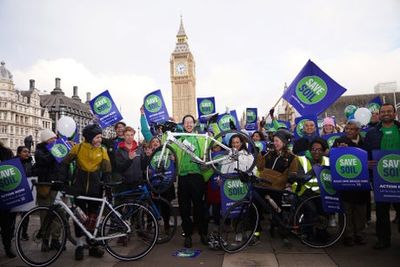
[293, 155, 329, 196]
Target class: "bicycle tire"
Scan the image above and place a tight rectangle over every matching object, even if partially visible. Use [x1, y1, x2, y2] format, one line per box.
[219, 200, 259, 253]
[15, 206, 67, 267]
[151, 197, 177, 244]
[294, 195, 346, 248]
[207, 130, 258, 175]
[102, 202, 158, 261]
[146, 144, 177, 194]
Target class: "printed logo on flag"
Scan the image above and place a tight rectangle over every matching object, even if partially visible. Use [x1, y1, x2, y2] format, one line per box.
[145, 94, 163, 113]
[0, 164, 22, 192]
[93, 95, 112, 115]
[246, 110, 257, 123]
[199, 99, 214, 115]
[335, 154, 362, 179]
[319, 168, 336, 195]
[50, 143, 69, 158]
[377, 154, 400, 183]
[296, 76, 328, 104]
[223, 179, 248, 201]
[218, 114, 235, 131]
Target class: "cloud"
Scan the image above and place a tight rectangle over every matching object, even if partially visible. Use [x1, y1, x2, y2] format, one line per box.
[12, 58, 158, 128]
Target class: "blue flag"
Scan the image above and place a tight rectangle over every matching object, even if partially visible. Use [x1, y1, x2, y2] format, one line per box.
[313, 166, 343, 213]
[90, 90, 123, 128]
[322, 132, 345, 148]
[330, 147, 370, 191]
[372, 150, 400, 203]
[46, 137, 72, 163]
[283, 60, 347, 115]
[197, 97, 216, 123]
[245, 108, 258, 131]
[367, 96, 382, 113]
[0, 158, 33, 209]
[143, 89, 170, 124]
[217, 110, 241, 132]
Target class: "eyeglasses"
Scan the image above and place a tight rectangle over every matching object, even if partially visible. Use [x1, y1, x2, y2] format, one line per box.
[311, 148, 323, 152]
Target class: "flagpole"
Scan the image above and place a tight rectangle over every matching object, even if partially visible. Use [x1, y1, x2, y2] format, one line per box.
[265, 95, 283, 120]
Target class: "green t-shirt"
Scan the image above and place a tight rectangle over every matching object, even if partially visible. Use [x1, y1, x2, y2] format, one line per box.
[381, 125, 400, 150]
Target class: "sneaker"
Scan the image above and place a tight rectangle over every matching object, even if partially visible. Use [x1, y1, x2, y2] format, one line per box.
[184, 236, 192, 248]
[75, 246, 84, 261]
[41, 240, 50, 252]
[328, 216, 337, 227]
[5, 248, 16, 258]
[89, 247, 104, 258]
[235, 233, 243, 242]
[21, 232, 29, 241]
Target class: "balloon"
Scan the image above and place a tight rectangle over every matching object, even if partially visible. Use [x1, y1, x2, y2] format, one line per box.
[354, 108, 372, 126]
[344, 105, 357, 119]
[57, 116, 77, 138]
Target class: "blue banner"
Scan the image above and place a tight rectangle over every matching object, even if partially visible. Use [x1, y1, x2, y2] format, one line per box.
[283, 60, 347, 116]
[147, 148, 176, 193]
[220, 176, 249, 216]
[217, 110, 241, 132]
[245, 108, 258, 131]
[322, 133, 345, 148]
[294, 115, 319, 139]
[313, 166, 343, 213]
[197, 97, 216, 123]
[143, 89, 170, 124]
[0, 158, 33, 209]
[46, 137, 72, 163]
[90, 90, 123, 128]
[367, 96, 382, 113]
[330, 147, 370, 190]
[372, 150, 400, 203]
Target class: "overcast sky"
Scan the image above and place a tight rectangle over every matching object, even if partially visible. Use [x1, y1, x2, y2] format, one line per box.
[1, 0, 400, 127]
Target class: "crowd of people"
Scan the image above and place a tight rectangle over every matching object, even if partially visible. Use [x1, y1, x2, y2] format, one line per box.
[0, 102, 399, 260]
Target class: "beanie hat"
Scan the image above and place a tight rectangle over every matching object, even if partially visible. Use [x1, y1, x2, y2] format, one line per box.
[273, 129, 291, 145]
[323, 117, 335, 127]
[82, 124, 102, 144]
[40, 129, 57, 142]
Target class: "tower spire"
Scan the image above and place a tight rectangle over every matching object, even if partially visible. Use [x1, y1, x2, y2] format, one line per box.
[174, 16, 190, 53]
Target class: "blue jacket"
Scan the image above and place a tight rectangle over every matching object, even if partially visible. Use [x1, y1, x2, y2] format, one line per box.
[364, 120, 400, 159]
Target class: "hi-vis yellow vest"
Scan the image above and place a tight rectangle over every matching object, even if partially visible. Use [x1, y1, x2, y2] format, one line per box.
[293, 156, 329, 196]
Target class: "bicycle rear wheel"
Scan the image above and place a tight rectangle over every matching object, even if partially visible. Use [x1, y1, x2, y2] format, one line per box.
[146, 144, 177, 194]
[294, 195, 346, 248]
[219, 200, 259, 253]
[102, 203, 158, 261]
[152, 197, 177, 244]
[208, 130, 257, 174]
[15, 206, 67, 267]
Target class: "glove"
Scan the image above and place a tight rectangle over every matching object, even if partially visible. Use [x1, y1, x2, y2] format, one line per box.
[269, 108, 275, 117]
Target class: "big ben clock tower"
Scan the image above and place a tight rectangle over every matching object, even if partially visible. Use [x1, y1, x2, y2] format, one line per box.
[170, 17, 196, 121]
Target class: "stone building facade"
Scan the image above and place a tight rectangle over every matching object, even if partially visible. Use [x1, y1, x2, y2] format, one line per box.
[0, 61, 52, 152]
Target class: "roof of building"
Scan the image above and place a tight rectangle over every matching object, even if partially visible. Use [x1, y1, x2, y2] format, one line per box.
[0, 61, 13, 82]
[40, 93, 93, 118]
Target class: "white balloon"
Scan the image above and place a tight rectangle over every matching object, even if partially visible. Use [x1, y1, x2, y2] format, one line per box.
[354, 108, 372, 126]
[57, 116, 77, 138]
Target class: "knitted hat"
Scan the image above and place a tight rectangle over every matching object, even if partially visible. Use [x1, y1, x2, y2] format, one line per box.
[40, 129, 57, 142]
[273, 129, 291, 145]
[323, 117, 335, 127]
[82, 124, 102, 143]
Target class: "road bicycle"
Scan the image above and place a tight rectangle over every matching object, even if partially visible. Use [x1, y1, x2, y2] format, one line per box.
[146, 114, 258, 194]
[218, 170, 346, 253]
[112, 182, 177, 244]
[15, 180, 158, 267]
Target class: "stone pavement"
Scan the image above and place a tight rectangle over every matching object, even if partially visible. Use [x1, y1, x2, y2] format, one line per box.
[1, 214, 400, 267]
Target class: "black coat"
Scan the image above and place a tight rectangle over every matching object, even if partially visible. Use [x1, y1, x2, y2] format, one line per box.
[34, 142, 66, 183]
[115, 146, 144, 185]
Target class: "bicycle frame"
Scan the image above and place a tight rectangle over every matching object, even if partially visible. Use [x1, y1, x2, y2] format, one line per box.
[53, 194, 131, 242]
[156, 131, 232, 168]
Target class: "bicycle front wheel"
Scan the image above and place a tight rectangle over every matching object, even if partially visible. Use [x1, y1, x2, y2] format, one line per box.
[102, 203, 158, 261]
[219, 200, 259, 253]
[294, 195, 346, 248]
[146, 144, 177, 194]
[208, 130, 257, 174]
[16, 206, 67, 267]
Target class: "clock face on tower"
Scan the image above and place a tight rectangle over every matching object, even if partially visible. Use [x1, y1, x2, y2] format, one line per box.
[175, 63, 186, 75]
